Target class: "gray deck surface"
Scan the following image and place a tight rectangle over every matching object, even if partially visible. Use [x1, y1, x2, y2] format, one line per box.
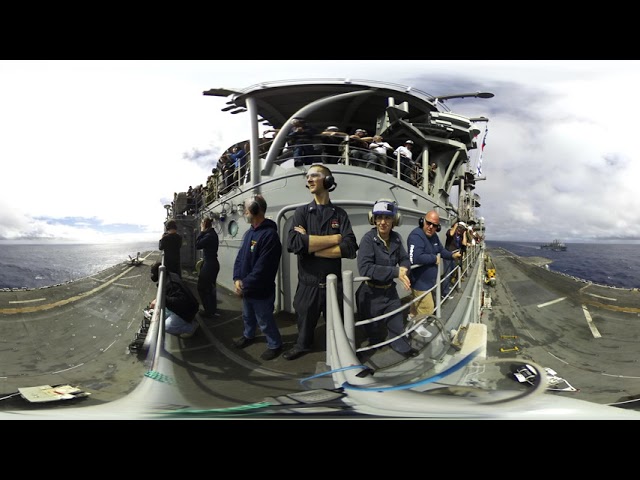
[1, 248, 638, 417]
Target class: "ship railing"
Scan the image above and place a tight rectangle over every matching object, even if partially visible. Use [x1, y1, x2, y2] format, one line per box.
[339, 244, 481, 357]
[208, 135, 432, 203]
[321, 249, 487, 414]
[262, 140, 425, 188]
[142, 261, 167, 371]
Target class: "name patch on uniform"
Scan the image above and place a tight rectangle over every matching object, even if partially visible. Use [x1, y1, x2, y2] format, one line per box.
[331, 219, 340, 229]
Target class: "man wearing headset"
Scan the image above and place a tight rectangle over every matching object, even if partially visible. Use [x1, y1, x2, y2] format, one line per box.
[356, 200, 418, 358]
[407, 210, 461, 320]
[232, 195, 283, 361]
[284, 164, 358, 360]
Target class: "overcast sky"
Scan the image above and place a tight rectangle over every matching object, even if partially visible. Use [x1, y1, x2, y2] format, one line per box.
[1, 60, 639, 244]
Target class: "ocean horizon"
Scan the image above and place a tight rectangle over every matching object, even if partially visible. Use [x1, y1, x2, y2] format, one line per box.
[486, 240, 639, 290]
[0, 240, 638, 290]
[0, 241, 158, 289]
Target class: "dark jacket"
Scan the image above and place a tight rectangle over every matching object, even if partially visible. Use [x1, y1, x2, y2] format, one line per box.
[287, 200, 358, 285]
[357, 228, 410, 286]
[159, 232, 182, 277]
[195, 228, 219, 262]
[407, 227, 454, 291]
[233, 218, 282, 299]
[165, 271, 199, 322]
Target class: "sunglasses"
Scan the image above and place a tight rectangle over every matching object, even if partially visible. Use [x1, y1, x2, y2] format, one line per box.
[425, 220, 440, 228]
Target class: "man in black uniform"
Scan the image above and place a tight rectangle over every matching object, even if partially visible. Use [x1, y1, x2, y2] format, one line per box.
[159, 219, 182, 278]
[283, 164, 358, 360]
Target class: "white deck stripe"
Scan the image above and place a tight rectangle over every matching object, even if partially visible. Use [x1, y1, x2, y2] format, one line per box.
[585, 292, 617, 301]
[582, 305, 602, 338]
[537, 297, 566, 308]
[9, 298, 46, 304]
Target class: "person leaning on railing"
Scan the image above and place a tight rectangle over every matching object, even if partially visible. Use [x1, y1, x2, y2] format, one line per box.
[356, 200, 418, 359]
[364, 135, 393, 173]
[287, 118, 319, 166]
[407, 210, 461, 322]
[393, 140, 417, 186]
[344, 128, 373, 167]
[318, 126, 348, 164]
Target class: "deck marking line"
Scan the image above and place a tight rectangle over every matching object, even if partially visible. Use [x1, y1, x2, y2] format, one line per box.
[0, 264, 141, 315]
[582, 304, 602, 338]
[537, 297, 566, 308]
[585, 292, 617, 301]
[9, 298, 46, 304]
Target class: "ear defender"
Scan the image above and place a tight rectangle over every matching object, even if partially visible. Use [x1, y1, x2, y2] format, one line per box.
[323, 175, 336, 191]
[370, 199, 401, 227]
[248, 195, 267, 215]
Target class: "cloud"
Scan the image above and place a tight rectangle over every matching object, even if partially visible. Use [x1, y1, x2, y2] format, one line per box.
[1, 60, 639, 244]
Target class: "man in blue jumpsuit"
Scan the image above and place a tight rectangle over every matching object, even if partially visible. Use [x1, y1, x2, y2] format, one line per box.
[283, 164, 358, 360]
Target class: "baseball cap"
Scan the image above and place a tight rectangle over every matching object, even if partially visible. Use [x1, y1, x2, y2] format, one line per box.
[457, 221, 467, 229]
[372, 200, 397, 217]
[326, 126, 339, 131]
[405, 139, 414, 144]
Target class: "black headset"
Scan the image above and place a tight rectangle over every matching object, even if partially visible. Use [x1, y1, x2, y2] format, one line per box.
[305, 168, 337, 192]
[248, 195, 266, 215]
[323, 175, 336, 192]
[418, 216, 441, 232]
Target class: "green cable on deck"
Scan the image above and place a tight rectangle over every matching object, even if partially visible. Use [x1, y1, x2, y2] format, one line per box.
[155, 402, 273, 417]
[144, 370, 175, 385]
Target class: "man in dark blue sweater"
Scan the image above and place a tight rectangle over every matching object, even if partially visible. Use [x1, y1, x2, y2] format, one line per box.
[407, 210, 461, 320]
[232, 194, 283, 360]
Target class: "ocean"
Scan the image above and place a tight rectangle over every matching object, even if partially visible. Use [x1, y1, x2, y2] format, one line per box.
[0, 242, 158, 289]
[1, 240, 638, 290]
[486, 241, 640, 289]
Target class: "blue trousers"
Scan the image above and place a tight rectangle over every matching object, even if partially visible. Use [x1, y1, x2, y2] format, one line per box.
[242, 292, 282, 350]
[165, 308, 196, 336]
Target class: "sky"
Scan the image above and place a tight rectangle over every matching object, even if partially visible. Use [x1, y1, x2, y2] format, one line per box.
[1, 59, 639, 244]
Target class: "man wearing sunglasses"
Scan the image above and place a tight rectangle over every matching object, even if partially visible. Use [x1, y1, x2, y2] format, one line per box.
[407, 210, 462, 321]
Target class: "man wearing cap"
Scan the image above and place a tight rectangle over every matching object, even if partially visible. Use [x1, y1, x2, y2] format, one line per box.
[442, 220, 468, 298]
[392, 140, 416, 185]
[345, 128, 373, 167]
[356, 200, 418, 359]
[365, 135, 394, 173]
[320, 126, 348, 164]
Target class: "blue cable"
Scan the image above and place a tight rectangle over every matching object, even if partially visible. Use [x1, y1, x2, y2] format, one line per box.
[342, 347, 482, 392]
[299, 364, 370, 388]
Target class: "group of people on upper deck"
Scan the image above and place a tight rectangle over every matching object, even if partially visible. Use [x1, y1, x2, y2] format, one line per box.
[270, 119, 423, 186]
[169, 120, 435, 221]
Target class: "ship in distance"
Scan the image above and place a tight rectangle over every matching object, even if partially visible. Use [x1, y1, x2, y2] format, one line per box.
[540, 239, 567, 251]
[0, 78, 638, 419]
